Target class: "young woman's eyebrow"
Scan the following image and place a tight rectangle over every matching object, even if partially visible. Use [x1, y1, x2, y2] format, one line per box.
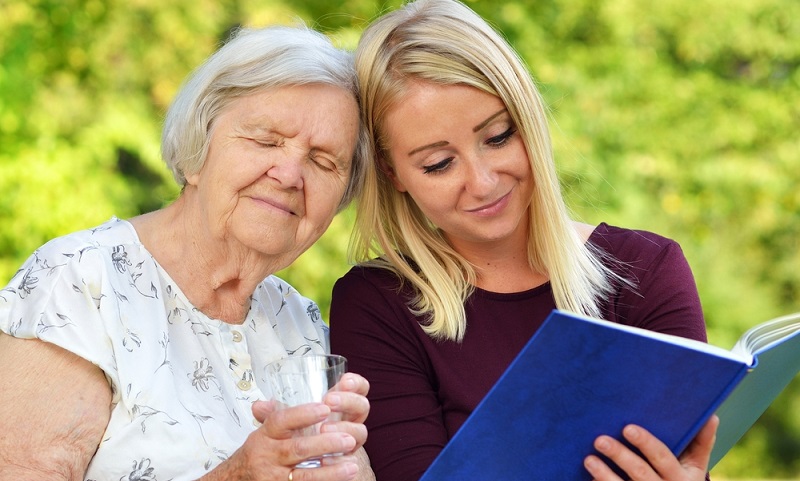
[472, 108, 507, 133]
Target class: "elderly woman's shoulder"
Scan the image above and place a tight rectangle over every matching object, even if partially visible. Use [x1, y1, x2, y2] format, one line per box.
[258, 275, 319, 308]
[33, 217, 139, 256]
[0, 217, 150, 324]
[5, 217, 144, 288]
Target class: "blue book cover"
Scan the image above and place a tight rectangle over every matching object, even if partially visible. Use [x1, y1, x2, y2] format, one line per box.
[419, 309, 758, 481]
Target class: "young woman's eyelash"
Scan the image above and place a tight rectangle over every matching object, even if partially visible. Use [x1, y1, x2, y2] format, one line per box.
[423, 157, 453, 174]
[420, 127, 514, 175]
[487, 127, 516, 146]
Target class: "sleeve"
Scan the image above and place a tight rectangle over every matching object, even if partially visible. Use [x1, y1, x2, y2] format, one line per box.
[330, 270, 447, 481]
[612, 238, 707, 342]
[0, 245, 119, 388]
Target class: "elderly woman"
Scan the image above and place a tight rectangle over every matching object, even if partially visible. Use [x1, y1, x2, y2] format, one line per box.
[0, 25, 372, 481]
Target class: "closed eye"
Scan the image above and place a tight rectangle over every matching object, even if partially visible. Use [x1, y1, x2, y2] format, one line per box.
[487, 127, 516, 147]
[311, 154, 338, 172]
[423, 157, 453, 174]
[251, 138, 280, 148]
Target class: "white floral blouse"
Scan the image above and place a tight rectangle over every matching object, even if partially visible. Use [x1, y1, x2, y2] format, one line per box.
[0, 217, 330, 481]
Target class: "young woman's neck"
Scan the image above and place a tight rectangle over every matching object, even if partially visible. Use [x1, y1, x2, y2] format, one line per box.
[447, 224, 547, 294]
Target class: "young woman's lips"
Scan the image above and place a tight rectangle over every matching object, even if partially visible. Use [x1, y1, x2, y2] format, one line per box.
[467, 192, 510, 216]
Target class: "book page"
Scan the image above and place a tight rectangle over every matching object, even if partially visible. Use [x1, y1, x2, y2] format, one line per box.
[731, 312, 800, 359]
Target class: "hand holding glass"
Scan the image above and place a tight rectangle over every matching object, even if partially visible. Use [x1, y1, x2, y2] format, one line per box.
[265, 354, 348, 469]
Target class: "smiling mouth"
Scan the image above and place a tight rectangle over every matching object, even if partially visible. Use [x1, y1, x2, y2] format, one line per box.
[250, 196, 297, 216]
[467, 192, 510, 214]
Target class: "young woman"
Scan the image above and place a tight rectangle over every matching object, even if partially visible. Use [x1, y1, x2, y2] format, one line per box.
[330, 1, 716, 480]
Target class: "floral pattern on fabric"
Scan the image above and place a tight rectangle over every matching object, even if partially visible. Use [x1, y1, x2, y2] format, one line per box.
[0, 217, 330, 481]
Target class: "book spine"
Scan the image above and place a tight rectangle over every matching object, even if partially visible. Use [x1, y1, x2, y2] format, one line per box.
[672, 363, 750, 455]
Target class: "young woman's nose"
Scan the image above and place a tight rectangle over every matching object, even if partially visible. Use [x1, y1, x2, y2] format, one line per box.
[464, 156, 497, 197]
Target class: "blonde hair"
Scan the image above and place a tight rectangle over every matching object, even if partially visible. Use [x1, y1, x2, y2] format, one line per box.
[351, 0, 618, 341]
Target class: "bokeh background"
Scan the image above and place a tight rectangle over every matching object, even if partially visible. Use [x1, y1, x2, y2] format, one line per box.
[0, 0, 798, 477]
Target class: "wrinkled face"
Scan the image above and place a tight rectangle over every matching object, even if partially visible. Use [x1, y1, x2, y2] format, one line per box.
[382, 80, 534, 252]
[186, 84, 359, 262]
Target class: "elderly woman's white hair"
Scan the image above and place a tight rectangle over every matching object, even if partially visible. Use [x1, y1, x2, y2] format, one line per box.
[161, 25, 367, 210]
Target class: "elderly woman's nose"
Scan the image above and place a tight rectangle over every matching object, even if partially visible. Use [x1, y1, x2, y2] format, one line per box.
[267, 148, 305, 189]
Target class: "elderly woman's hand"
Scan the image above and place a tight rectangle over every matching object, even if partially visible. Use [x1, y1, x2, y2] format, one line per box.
[198, 380, 371, 481]
[321, 372, 373, 480]
[321, 372, 370, 444]
[583, 415, 718, 481]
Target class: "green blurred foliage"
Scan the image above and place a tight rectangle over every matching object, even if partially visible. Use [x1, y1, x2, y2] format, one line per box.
[0, 0, 797, 477]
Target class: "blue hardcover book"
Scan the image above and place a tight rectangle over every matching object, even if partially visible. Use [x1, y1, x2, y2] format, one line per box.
[418, 309, 800, 481]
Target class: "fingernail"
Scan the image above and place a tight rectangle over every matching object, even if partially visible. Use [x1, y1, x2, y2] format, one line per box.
[341, 433, 357, 450]
[321, 423, 339, 433]
[327, 393, 341, 407]
[625, 425, 640, 440]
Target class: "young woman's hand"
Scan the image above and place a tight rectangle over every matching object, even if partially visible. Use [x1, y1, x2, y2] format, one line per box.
[584, 415, 718, 481]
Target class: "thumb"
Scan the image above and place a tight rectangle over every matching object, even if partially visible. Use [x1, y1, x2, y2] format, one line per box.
[682, 414, 719, 470]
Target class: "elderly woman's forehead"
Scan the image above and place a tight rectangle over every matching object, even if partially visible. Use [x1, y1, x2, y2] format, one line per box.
[216, 84, 353, 121]
[219, 85, 359, 152]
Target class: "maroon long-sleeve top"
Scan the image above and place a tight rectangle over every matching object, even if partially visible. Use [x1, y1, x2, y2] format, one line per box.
[331, 223, 706, 481]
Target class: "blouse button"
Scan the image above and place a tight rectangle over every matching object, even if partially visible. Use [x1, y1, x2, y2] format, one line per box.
[237, 380, 252, 391]
[231, 331, 243, 342]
